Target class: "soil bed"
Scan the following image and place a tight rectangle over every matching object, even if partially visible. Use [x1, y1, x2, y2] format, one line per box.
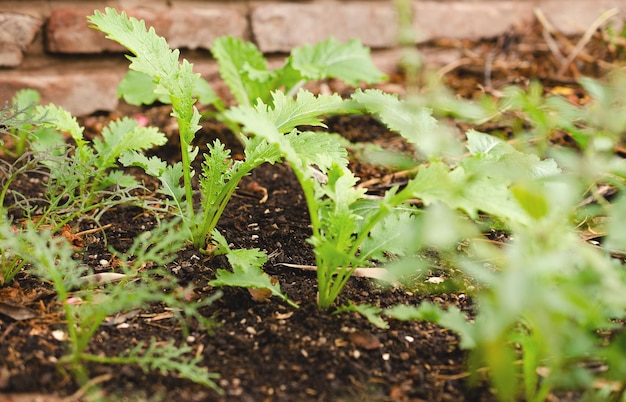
[1, 20, 623, 402]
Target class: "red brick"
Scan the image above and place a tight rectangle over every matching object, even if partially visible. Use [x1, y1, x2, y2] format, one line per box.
[251, 1, 398, 53]
[413, 1, 535, 41]
[0, 66, 123, 116]
[0, 13, 42, 67]
[45, 6, 248, 54]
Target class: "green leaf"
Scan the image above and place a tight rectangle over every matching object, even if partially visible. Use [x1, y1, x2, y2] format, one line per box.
[89, 9, 197, 104]
[118, 70, 170, 105]
[89, 8, 201, 145]
[119, 151, 167, 177]
[211, 36, 272, 106]
[35, 104, 85, 147]
[510, 182, 549, 220]
[12, 89, 40, 114]
[269, 90, 346, 133]
[359, 210, 418, 261]
[334, 302, 389, 329]
[120, 152, 186, 209]
[288, 130, 349, 172]
[200, 140, 234, 205]
[242, 136, 283, 166]
[291, 37, 387, 86]
[208, 232, 297, 308]
[351, 89, 442, 157]
[405, 162, 529, 225]
[93, 117, 167, 169]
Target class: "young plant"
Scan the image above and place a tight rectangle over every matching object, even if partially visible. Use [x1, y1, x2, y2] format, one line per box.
[0, 90, 167, 232]
[88, 8, 386, 254]
[0, 89, 62, 159]
[4, 216, 221, 395]
[360, 72, 626, 401]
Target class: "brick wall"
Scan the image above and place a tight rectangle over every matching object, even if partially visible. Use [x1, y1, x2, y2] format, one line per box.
[1, 0, 624, 115]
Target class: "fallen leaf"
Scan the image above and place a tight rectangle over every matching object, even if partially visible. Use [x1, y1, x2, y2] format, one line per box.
[0, 301, 38, 320]
[349, 330, 381, 350]
[248, 287, 272, 302]
[60, 224, 83, 248]
[248, 276, 278, 303]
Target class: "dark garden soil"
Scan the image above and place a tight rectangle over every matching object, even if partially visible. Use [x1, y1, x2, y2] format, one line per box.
[1, 19, 624, 402]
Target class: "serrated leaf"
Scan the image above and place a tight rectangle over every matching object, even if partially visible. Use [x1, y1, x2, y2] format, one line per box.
[159, 163, 187, 206]
[12, 88, 40, 113]
[208, 233, 297, 307]
[466, 129, 505, 155]
[352, 89, 440, 157]
[89, 8, 201, 144]
[224, 100, 301, 165]
[119, 151, 167, 177]
[89, 9, 197, 104]
[242, 136, 283, 166]
[291, 37, 387, 86]
[93, 117, 167, 169]
[103, 170, 138, 189]
[200, 140, 234, 204]
[465, 130, 561, 179]
[359, 210, 418, 261]
[211, 36, 272, 106]
[272, 90, 346, 133]
[35, 104, 85, 147]
[118, 70, 218, 107]
[405, 162, 529, 225]
[288, 131, 348, 172]
[225, 90, 347, 169]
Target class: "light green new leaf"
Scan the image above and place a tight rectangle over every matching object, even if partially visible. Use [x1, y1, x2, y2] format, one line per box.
[89, 8, 201, 144]
[211, 36, 273, 106]
[291, 37, 387, 86]
[89, 9, 196, 101]
[93, 117, 167, 169]
[510, 182, 549, 221]
[35, 104, 85, 147]
[12, 89, 40, 114]
[242, 136, 283, 166]
[225, 90, 346, 164]
[268, 90, 346, 134]
[359, 210, 418, 261]
[118, 64, 219, 106]
[119, 151, 167, 177]
[120, 152, 186, 208]
[465, 130, 561, 180]
[405, 162, 529, 225]
[225, 102, 300, 165]
[118, 70, 170, 105]
[200, 140, 234, 204]
[288, 131, 349, 172]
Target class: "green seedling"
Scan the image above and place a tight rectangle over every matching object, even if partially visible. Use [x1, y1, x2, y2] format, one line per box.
[87, 8, 387, 304]
[0, 89, 62, 158]
[89, 8, 385, 249]
[0, 90, 166, 232]
[4, 216, 221, 395]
